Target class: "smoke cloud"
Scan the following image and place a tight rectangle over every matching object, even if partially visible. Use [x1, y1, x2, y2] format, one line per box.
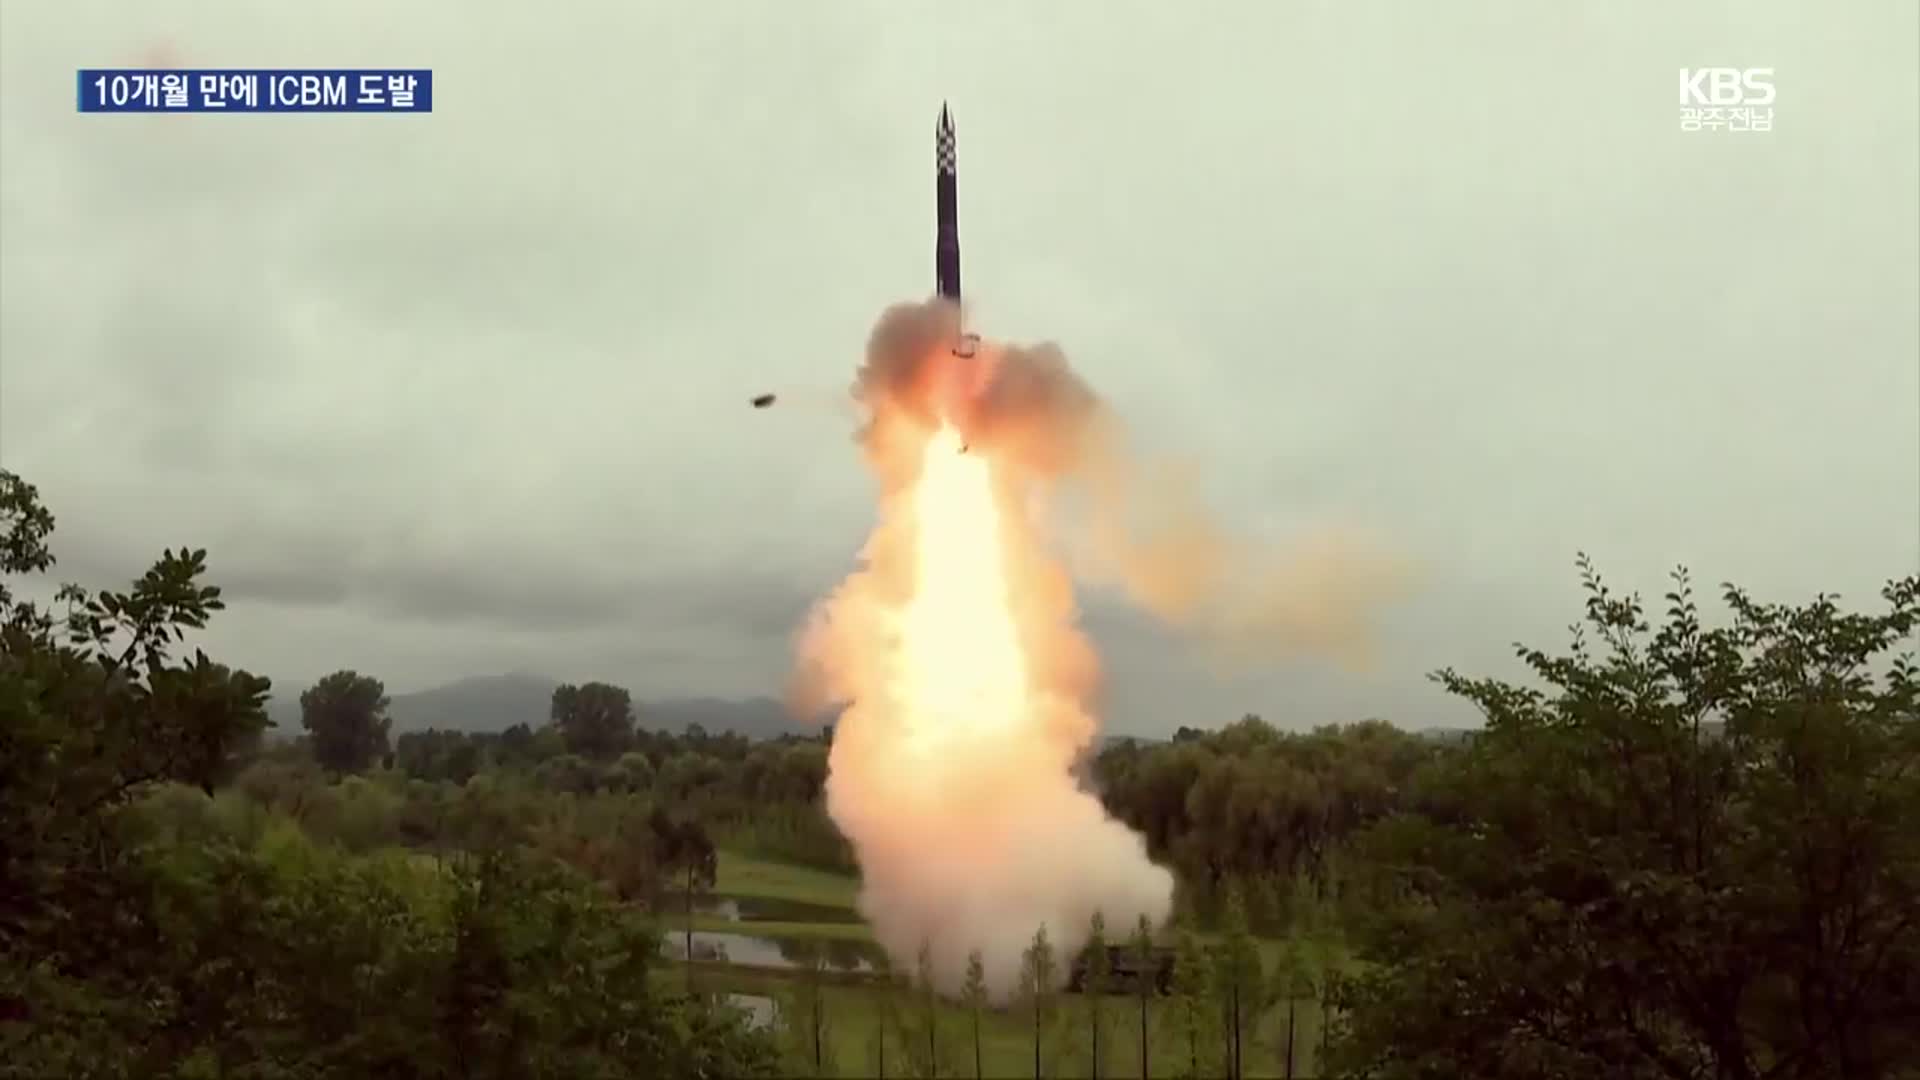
[789, 299, 1408, 998]
[955, 311, 1413, 673]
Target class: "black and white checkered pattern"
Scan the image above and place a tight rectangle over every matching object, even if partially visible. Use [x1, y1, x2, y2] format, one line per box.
[936, 114, 956, 174]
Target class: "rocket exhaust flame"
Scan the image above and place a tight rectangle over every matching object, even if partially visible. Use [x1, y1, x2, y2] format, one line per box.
[789, 302, 1411, 1001]
[790, 301, 1173, 1000]
[787, 107, 1410, 1001]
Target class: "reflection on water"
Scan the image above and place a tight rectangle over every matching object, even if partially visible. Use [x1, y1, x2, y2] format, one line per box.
[782, 936, 880, 972]
[726, 993, 778, 1031]
[693, 894, 864, 925]
[661, 930, 878, 972]
[665, 931, 790, 968]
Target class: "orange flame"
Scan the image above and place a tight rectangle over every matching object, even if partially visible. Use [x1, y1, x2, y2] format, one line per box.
[792, 302, 1173, 999]
[791, 299, 1411, 997]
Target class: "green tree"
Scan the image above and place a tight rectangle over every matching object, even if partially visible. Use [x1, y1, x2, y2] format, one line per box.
[1334, 559, 1920, 1079]
[550, 680, 634, 760]
[649, 808, 716, 990]
[421, 846, 781, 1078]
[1164, 920, 1215, 1080]
[1129, 914, 1157, 1080]
[0, 470, 783, 1077]
[659, 749, 728, 804]
[532, 751, 599, 794]
[300, 669, 391, 774]
[1271, 935, 1316, 1079]
[872, 950, 902, 1079]
[1285, 872, 1337, 1077]
[396, 729, 484, 785]
[1080, 910, 1112, 1080]
[440, 732, 481, 784]
[961, 949, 988, 1080]
[783, 938, 835, 1077]
[1092, 714, 1442, 918]
[1215, 881, 1264, 1080]
[0, 470, 273, 1062]
[438, 849, 518, 1076]
[1020, 923, 1060, 1079]
[607, 749, 654, 792]
[913, 937, 941, 1078]
[496, 721, 534, 763]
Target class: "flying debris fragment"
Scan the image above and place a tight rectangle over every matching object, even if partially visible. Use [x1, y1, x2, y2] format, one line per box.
[751, 393, 776, 409]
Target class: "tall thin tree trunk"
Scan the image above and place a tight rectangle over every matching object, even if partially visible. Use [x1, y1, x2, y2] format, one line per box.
[1139, 984, 1149, 1080]
[1231, 983, 1241, 1080]
[1185, 999, 1197, 1080]
[973, 1008, 982, 1080]
[1285, 997, 1296, 1079]
[1034, 994, 1043, 1080]
[812, 975, 824, 1073]
[683, 864, 694, 995]
[1092, 997, 1101, 1080]
[1319, 998, 1330, 1078]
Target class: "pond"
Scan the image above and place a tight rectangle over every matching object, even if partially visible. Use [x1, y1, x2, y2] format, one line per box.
[724, 993, 778, 1031]
[693, 894, 865, 925]
[660, 930, 880, 973]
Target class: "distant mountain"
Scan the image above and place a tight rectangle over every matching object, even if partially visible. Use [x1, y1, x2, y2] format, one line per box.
[262, 672, 557, 736]
[639, 696, 806, 742]
[261, 672, 1192, 745]
[264, 692, 302, 736]
[1411, 723, 1725, 745]
[391, 672, 561, 733]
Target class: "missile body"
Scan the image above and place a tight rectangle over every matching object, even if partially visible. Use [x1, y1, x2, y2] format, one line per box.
[935, 103, 960, 302]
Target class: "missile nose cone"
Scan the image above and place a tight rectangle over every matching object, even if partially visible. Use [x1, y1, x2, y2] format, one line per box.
[935, 102, 956, 176]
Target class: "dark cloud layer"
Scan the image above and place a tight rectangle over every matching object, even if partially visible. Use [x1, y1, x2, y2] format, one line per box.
[1, 1, 1914, 733]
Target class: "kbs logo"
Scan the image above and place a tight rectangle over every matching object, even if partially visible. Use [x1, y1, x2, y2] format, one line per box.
[1679, 68, 1775, 133]
[1680, 68, 1775, 105]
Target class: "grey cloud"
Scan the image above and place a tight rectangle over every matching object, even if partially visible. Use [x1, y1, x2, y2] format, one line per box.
[2, 0, 1914, 732]
[52, 516, 825, 639]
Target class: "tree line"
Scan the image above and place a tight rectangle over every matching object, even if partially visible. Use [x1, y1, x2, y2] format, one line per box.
[0, 470, 780, 1078]
[290, 662, 1455, 938]
[7, 458, 1916, 1078]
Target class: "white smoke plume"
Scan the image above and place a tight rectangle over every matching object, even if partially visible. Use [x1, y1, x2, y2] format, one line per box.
[789, 299, 1409, 998]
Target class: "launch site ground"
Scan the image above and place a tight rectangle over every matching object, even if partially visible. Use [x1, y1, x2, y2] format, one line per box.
[657, 850, 1350, 1078]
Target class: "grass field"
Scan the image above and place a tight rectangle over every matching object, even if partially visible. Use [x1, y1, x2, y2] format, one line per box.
[668, 852, 1344, 1078]
[679, 914, 878, 941]
[699, 964, 1336, 1079]
[717, 850, 863, 909]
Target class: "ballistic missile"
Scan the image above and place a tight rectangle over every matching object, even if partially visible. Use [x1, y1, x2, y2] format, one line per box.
[936, 102, 960, 303]
[935, 103, 979, 361]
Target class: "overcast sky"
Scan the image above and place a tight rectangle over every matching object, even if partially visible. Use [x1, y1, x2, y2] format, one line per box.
[2, 1, 1915, 736]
